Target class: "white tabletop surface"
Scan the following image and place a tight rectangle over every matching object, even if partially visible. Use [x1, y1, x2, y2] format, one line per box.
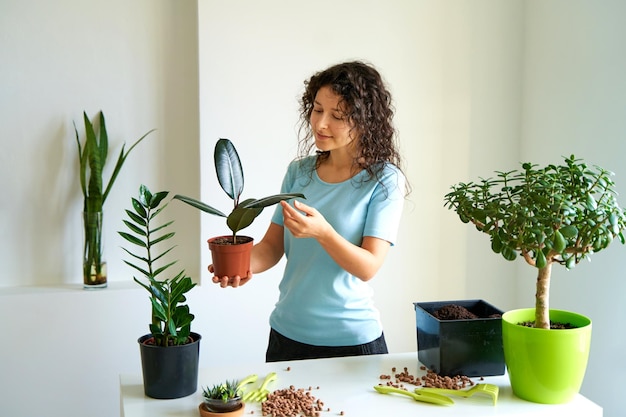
[120, 352, 602, 417]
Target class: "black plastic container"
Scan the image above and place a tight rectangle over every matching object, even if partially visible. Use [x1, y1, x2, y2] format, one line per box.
[138, 332, 201, 399]
[414, 300, 504, 377]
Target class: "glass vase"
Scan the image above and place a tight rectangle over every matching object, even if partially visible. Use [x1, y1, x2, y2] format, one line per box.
[83, 211, 107, 289]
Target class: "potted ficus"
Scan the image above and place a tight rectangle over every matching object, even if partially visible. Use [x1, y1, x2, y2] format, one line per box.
[119, 184, 200, 399]
[173, 138, 304, 278]
[443, 154, 626, 404]
[74, 111, 154, 288]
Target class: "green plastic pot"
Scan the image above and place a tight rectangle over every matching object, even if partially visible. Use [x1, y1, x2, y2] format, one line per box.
[502, 308, 591, 404]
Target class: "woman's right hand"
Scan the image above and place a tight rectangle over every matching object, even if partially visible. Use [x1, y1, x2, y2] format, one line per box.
[208, 264, 252, 288]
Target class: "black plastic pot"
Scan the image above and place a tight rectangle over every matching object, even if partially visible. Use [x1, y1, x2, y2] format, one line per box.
[138, 332, 201, 399]
[414, 300, 504, 377]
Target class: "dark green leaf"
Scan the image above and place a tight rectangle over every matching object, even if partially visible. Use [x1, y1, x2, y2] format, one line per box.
[243, 193, 306, 209]
[173, 194, 227, 217]
[214, 138, 244, 202]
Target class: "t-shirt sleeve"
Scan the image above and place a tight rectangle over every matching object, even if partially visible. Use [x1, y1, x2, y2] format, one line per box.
[363, 166, 406, 246]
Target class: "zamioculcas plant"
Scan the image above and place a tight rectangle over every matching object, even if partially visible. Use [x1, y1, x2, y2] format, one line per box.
[173, 138, 304, 244]
[443, 155, 626, 329]
[119, 184, 196, 346]
[75, 111, 154, 287]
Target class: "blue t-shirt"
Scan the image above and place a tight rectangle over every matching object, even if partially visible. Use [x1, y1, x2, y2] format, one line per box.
[269, 156, 406, 346]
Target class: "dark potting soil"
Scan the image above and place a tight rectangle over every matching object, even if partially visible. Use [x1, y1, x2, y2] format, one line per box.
[433, 304, 574, 328]
[211, 236, 253, 245]
[432, 304, 502, 320]
[518, 321, 576, 329]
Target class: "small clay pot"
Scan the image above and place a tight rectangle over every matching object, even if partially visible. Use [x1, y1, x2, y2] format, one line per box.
[198, 401, 245, 417]
[208, 235, 254, 278]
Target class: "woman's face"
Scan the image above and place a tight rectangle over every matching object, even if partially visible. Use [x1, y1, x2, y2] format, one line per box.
[310, 86, 358, 153]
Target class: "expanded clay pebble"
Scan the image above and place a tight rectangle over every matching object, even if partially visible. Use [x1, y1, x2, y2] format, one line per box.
[381, 366, 476, 390]
[261, 386, 326, 417]
[421, 369, 475, 389]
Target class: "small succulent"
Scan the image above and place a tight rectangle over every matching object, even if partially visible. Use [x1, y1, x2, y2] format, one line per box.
[202, 380, 241, 402]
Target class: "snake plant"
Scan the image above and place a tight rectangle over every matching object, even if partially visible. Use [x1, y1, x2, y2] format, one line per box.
[173, 138, 304, 244]
[119, 184, 196, 346]
[444, 155, 626, 329]
[75, 111, 154, 285]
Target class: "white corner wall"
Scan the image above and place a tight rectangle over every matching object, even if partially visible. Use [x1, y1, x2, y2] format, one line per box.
[0, 1, 200, 416]
[2, 1, 624, 416]
[520, 2, 626, 416]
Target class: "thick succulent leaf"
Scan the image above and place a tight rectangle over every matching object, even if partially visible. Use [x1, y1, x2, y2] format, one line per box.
[214, 138, 244, 202]
[173, 194, 227, 217]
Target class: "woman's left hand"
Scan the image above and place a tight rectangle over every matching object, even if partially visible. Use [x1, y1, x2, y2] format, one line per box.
[281, 200, 330, 239]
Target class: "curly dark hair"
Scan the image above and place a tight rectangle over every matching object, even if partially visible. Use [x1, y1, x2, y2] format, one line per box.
[297, 61, 408, 194]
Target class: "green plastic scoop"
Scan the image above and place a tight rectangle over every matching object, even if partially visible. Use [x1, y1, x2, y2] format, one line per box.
[374, 385, 454, 406]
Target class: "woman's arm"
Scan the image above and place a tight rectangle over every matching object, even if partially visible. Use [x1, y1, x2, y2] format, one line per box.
[281, 200, 391, 281]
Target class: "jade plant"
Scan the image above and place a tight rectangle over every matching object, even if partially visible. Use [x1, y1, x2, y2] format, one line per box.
[173, 138, 304, 244]
[75, 111, 154, 286]
[119, 184, 196, 346]
[444, 155, 626, 329]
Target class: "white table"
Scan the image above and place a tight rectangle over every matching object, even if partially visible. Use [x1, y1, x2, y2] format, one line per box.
[120, 352, 602, 417]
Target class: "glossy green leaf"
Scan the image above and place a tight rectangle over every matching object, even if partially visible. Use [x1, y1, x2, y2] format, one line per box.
[243, 193, 306, 209]
[227, 202, 263, 234]
[552, 230, 566, 253]
[172, 194, 227, 217]
[535, 249, 547, 269]
[214, 138, 244, 202]
[491, 234, 503, 253]
[501, 246, 517, 261]
[559, 225, 578, 238]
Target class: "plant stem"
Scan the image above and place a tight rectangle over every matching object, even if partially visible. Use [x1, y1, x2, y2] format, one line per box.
[535, 262, 551, 329]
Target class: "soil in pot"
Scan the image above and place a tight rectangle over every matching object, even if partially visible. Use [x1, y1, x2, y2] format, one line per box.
[433, 304, 502, 320]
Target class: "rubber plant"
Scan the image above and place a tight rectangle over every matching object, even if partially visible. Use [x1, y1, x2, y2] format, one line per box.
[119, 184, 196, 346]
[444, 155, 626, 329]
[75, 111, 154, 287]
[173, 138, 304, 243]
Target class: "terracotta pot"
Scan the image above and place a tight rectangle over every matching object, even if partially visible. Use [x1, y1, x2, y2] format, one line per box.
[208, 235, 253, 278]
[198, 402, 245, 417]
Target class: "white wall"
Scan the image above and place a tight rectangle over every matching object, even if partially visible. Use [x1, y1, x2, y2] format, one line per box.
[196, 0, 522, 365]
[1, 1, 624, 417]
[0, 1, 200, 416]
[519, 2, 626, 416]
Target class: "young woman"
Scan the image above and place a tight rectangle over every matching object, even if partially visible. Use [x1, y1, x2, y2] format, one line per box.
[211, 61, 409, 362]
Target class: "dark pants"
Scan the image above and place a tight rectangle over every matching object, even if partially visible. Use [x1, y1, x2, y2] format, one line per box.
[265, 328, 388, 362]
